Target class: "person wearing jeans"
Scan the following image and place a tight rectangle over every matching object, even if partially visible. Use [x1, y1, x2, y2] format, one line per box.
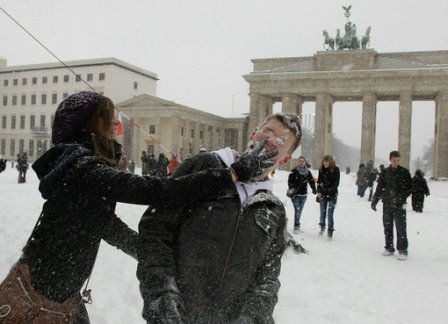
[287, 156, 316, 233]
[317, 155, 340, 238]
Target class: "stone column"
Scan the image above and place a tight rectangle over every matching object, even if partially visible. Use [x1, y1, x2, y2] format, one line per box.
[131, 118, 140, 166]
[282, 94, 303, 117]
[237, 128, 244, 153]
[398, 90, 412, 169]
[192, 121, 201, 154]
[313, 93, 333, 169]
[170, 117, 180, 154]
[210, 125, 217, 151]
[434, 90, 448, 178]
[248, 93, 261, 139]
[360, 92, 377, 164]
[181, 119, 189, 159]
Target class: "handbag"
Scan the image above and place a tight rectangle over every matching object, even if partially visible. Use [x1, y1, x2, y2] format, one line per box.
[0, 262, 79, 323]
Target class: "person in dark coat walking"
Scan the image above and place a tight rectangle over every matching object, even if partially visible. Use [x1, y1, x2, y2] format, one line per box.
[356, 163, 368, 197]
[141, 151, 149, 175]
[0, 91, 265, 324]
[146, 153, 157, 175]
[287, 156, 316, 233]
[365, 160, 379, 201]
[0, 158, 6, 173]
[154, 153, 169, 177]
[16, 152, 29, 183]
[128, 159, 135, 174]
[411, 169, 430, 212]
[317, 155, 340, 238]
[371, 151, 412, 260]
[137, 112, 301, 324]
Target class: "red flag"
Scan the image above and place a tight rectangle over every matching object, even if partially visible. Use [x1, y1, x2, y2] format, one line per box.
[117, 120, 123, 136]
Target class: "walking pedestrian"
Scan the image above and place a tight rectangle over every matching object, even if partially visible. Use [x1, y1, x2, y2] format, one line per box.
[317, 155, 340, 238]
[371, 151, 412, 260]
[411, 169, 430, 212]
[287, 156, 316, 233]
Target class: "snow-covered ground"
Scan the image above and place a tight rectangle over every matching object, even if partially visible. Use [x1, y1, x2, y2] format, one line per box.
[1, 166, 448, 324]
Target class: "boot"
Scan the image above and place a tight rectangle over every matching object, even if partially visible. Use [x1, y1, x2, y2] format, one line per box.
[293, 224, 300, 234]
[327, 229, 334, 239]
[319, 224, 325, 235]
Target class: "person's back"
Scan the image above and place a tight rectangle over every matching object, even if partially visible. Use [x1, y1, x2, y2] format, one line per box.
[138, 152, 286, 323]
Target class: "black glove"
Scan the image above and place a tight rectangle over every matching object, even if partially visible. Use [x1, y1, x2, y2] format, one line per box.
[231, 139, 277, 182]
[234, 315, 255, 324]
[371, 201, 377, 211]
[145, 293, 187, 324]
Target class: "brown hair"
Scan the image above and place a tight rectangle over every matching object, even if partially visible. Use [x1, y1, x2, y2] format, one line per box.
[258, 112, 302, 152]
[85, 97, 116, 165]
[320, 155, 336, 173]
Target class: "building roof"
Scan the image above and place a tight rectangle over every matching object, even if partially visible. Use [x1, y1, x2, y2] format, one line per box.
[0, 57, 159, 80]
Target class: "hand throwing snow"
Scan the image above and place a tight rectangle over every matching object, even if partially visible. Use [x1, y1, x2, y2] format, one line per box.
[230, 139, 277, 182]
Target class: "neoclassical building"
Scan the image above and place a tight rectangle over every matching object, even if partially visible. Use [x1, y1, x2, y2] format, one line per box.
[244, 49, 448, 178]
[117, 94, 247, 163]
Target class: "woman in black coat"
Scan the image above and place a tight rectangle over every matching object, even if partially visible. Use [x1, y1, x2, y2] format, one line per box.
[412, 169, 430, 212]
[317, 155, 340, 238]
[0, 91, 273, 323]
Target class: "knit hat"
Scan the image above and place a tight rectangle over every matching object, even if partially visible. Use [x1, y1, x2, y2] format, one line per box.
[52, 91, 105, 144]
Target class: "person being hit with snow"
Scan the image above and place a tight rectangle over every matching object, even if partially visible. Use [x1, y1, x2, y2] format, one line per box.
[371, 150, 412, 260]
[411, 169, 430, 213]
[137, 112, 302, 324]
[287, 156, 316, 233]
[317, 155, 340, 239]
[0, 91, 263, 324]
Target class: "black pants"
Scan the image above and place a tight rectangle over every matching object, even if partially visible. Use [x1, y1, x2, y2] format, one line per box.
[412, 194, 425, 212]
[383, 205, 408, 253]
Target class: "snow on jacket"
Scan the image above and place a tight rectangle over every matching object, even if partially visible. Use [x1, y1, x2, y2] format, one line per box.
[288, 167, 316, 196]
[21, 134, 233, 304]
[317, 166, 340, 198]
[372, 165, 412, 208]
[137, 152, 286, 324]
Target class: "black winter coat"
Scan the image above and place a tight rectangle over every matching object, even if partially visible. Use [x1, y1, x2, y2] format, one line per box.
[138, 153, 286, 324]
[412, 175, 430, 197]
[288, 167, 316, 196]
[372, 165, 412, 208]
[317, 166, 340, 199]
[21, 138, 233, 303]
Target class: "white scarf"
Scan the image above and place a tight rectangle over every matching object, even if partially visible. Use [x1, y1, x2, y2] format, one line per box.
[213, 147, 273, 207]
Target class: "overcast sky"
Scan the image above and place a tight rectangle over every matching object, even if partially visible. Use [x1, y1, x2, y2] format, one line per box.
[1, 0, 447, 160]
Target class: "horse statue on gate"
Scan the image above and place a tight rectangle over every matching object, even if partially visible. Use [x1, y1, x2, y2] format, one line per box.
[322, 30, 335, 50]
[362, 26, 372, 49]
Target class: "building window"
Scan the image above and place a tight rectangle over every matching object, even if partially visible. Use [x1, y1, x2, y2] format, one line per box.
[20, 115, 25, 129]
[22, 78, 27, 85]
[31, 94, 36, 105]
[134, 81, 138, 90]
[11, 115, 16, 129]
[29, 139, 34, 157]
[40, 115, 46, 128]
[64, 75, 69, 82]
[10, 139, 15, 156]
[13, 79, 18, 86]
[0, 139, 5, 155]
[1, 116, 6, 129]
[147, 144, 154, 155]
[30, 115, 35, 129]
[32, 77, 37, 85]
[42, 76, 47, 84]
[53, 76, 58, 83]
[21, 95, 26, 105]
[19, 139, 24, 153]
[200, 130, 204, 139]
[63, 93, 68, 99]
[41, 94, 47, 105]
[12, 95, 17, 106]
[99, 73, 105, 81]
[181, 127, 184, 136]
[52, 93, 58, 104]
[2, 96, 7, 106]
[149, 125, 156, 134]
[76, 74, 81, 82]
[190, 129, 194, 138]
[3, 80, 8, 86]
[87, 74, 93, 81]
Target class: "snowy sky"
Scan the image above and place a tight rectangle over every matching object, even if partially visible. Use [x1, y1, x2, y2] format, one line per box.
[1, 0, 447, 160]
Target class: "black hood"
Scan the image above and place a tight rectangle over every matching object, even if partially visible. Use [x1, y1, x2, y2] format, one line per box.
[32, 144, 93, 199]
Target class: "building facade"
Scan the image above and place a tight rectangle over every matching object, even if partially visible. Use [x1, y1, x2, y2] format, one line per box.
[0, 57, 158, 161]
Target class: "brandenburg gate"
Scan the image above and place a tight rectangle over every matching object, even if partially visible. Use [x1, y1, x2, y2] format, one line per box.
[243, 49, 448, 178]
